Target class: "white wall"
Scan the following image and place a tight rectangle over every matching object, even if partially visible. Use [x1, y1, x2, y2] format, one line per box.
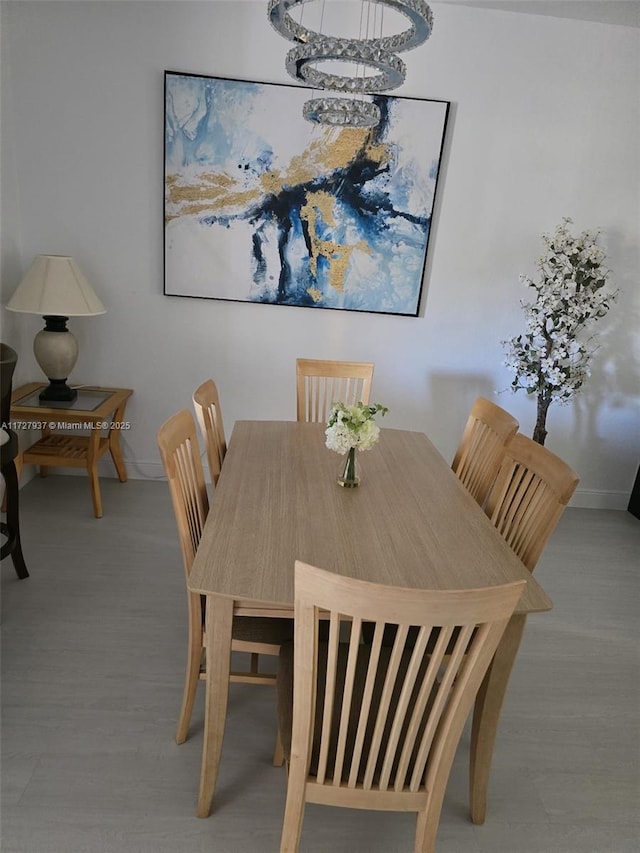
[1, 1, 638, 508]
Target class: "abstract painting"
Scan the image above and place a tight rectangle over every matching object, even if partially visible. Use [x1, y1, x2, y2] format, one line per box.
[164, 71, 449, 316]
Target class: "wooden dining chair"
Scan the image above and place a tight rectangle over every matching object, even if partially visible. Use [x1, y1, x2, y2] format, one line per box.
[1, 343, 28, 578]
[296, 358, 374, 423]
[277, 561, 525, 853]
[192, 379, 227, 487]
[484, 432, 580, 572]
[157, 409, 292, 748]
[451, 397, 519, 507]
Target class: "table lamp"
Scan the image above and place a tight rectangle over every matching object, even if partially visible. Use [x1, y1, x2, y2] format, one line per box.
[5, 255, 106, 403]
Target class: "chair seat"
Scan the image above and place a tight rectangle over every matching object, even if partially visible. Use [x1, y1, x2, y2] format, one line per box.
[232, 615, 293, 646]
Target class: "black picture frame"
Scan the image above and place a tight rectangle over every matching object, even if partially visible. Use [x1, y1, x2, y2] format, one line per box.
[164, 71, 449, 316]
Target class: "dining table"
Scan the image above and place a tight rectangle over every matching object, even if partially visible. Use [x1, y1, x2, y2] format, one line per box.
[187, 420, 552, 822]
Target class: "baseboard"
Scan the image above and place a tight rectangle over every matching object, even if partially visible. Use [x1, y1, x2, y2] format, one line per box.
[570, 489, 630, 511]
[14, 459, 169, 487]
[127, 463, 632, 511]
[14, 459, 631, 511]
[111, 459, 168, 482]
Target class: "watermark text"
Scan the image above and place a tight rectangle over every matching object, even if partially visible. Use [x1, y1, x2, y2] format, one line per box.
[2, 421, 132, 431]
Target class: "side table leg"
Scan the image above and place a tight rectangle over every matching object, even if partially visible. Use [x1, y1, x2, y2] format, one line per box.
[87, 430, 103, 518]
[469, 613, 527, 824]
[108, 403, 128, 482]
[197, 594, 233, 818]
[39, 426, 50, 478]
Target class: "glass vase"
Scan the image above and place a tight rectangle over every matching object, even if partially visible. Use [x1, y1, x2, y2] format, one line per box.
[337, 446, 359, 488]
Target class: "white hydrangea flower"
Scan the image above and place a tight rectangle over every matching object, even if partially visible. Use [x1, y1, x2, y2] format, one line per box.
[325, 402, 388, 454]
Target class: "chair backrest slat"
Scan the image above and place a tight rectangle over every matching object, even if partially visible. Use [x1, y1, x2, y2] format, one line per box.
[290, 561, 525, 794]
[315, 611, 340, 785]
[485, 433, 579, 572]
[389, 625, 445, 792]
[360, 623, 409, 790]
[333, 617, 361, 786]
[410, 623, 474, 792]
[452, 397, 519, 506]
[157, 409, 209, 577]
[296, 358, 374, 423]
[281, 561, 526, 851]
[193, 379, 227, 487]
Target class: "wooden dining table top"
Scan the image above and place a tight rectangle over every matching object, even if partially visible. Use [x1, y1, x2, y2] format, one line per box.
[188, 420, 552, 616]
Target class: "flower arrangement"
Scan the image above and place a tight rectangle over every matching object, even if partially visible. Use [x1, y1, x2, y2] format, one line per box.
[325, 402, 388, 454]
[503, 218, 617, 445]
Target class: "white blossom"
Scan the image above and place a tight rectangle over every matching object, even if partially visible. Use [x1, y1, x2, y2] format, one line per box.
[503, 218, 617, 405]
[325, 402, 388, 454]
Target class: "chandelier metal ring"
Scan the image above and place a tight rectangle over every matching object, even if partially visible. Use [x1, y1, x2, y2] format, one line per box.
[268, 0, 434, 53]
[303, 97, 381, 128]
[286, 42, 406, 93]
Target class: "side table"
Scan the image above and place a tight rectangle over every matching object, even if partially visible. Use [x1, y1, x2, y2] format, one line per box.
[10, 384, 133, 518]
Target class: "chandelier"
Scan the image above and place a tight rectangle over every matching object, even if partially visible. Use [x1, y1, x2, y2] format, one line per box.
[268, 0, 434, 128]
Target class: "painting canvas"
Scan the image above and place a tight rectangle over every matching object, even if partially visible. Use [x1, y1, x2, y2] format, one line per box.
[164, 71, 449, 316]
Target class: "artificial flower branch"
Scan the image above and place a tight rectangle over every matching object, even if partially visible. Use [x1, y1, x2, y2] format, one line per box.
[503, 218, 617, 445]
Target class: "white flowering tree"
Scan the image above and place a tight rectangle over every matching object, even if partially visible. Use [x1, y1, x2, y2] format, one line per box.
[503, 218, 617, 445]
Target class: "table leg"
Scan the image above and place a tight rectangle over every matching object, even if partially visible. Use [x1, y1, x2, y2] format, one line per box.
[108, 403, 128, 482]
[469, 613, 527, 824]
[39, 425, 51, 477]
[197, 594, 233, 818]
[87, 429, 103, 518]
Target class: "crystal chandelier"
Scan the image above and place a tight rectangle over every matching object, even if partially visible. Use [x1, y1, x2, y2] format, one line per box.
[268, 0, 434, 127]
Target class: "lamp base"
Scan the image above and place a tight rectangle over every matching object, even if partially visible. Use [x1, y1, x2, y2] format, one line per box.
[39, 379, 77, 403]
[34, 317, 79, 403]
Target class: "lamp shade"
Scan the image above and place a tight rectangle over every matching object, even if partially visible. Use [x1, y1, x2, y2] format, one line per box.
[6, 255, 106, 317]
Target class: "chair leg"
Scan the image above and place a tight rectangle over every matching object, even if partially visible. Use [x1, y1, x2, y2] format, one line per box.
[280, 757, 307, 853]
[176, 618, 203, 745]
[414, 807, 438, 853]
[469, 615, 526, 824]
[0, 470, 6, 513]
[272, 728, 285, 767]
[0, 460, 29, 579]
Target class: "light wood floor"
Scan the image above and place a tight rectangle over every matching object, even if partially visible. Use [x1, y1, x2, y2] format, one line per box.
[2, 475, 639, 853]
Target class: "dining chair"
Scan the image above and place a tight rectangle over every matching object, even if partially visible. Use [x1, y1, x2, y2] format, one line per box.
[484, 432, 580, 572]
[1, 343, 28, 579]
[277, 561, 525, 853]
[192, 379, 227, 487]
[296, 358, 374, 423]
[157, 409, 292, 749]
[451, 397, 519, 507]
